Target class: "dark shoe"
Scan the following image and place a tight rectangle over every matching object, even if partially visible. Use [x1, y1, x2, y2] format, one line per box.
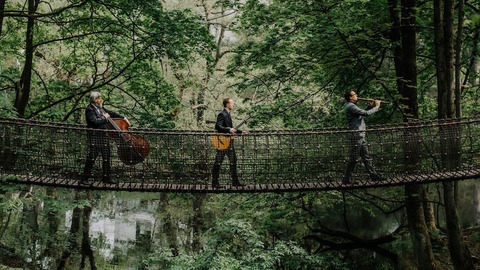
[212, 183, 223, 189]
[343, 180, 358, 185]
[102, 178, 116, 184]
[370, 174, 386, 181]
[232, 182, 245, 187]
[342, 177, 352, 184]
[79, 180, 91, 186]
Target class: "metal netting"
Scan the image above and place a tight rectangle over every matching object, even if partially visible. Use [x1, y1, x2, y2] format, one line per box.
[1, 117, 479, 193]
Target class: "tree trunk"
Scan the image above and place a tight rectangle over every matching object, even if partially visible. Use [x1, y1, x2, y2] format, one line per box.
[44, 188, 61, 258]
[434, 0, 449, 119]
[387, 0, 403, 98]
[396, 0, 439, 268]
[403, 126, 437, 269]
[405, 184, 438, 270]
[192, 193, 205, 252]
[422, 188, 437, 231]
[444, 182, 474, 270]
[434, 0, 475, 268]
[197, 0, 212, 127]
[21, 190, 40, 266]
[159, 193, 179, 256]
[464, 28, 479, 88]
[81, 205, 96, 270]
[399, 0, 418, 120]
[56, 206, 81, 270]
[454, 0, 464, 118]
[15, 0, 39, 117]
[0, 126, 17, 170]
[197, 79, 207, 125]
[0, 0, 5, 34]
[443, 0, 455, 117]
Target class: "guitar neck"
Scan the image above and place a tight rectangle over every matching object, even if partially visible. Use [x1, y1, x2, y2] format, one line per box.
[234, 116, 252, 130]
[234, 121, 246, 130]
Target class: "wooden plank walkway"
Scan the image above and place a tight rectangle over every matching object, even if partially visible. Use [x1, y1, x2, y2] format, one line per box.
[3, 168, 479, 193]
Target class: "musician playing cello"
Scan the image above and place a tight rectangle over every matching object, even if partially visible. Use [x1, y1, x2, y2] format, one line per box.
[81, 92, 130, 185]
[211, 98, 245, 188]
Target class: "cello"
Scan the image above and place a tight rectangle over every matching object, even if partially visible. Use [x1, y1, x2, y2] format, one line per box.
[100, 108, 150, 165]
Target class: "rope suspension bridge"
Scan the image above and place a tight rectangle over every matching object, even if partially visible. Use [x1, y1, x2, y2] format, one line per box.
[1, 116, 479, 193]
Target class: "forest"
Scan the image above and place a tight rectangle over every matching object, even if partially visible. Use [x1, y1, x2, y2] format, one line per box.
[1, 0, 480, 269]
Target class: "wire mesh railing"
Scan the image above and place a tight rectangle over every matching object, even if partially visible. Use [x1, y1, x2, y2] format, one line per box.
[1, 116, 479, 192]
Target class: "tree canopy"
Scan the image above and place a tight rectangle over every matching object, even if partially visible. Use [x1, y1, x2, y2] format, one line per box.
[1, 0, 480, 269]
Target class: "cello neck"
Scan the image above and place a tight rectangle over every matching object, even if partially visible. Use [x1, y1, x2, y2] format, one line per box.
[99, 106, 127, 141]
[98, 107, 119, 130]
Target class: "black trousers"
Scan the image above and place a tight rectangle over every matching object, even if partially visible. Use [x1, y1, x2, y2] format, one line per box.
[344, 135, 379, 180]
[211, 143, 239, 184]
[83, 131, 111, 180]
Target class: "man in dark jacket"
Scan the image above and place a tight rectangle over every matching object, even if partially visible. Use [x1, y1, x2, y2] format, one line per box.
[81, 92, 129, 185]
[211, 98, 244, 188]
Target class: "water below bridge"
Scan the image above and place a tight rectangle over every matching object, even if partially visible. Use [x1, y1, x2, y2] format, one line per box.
[63, 179, 479, 268]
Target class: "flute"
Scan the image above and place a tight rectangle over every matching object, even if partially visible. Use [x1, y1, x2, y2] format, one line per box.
[357, 97, 389, 103]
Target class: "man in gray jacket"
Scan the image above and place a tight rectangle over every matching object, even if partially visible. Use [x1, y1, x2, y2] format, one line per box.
[343, 90, 384, 183]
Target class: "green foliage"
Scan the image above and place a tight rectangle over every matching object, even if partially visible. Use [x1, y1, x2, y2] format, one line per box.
[118, 61, 180, 128]
[0, 187, 95, 269]
[140, 218, 330, 270]
[229, 0, 480, 127]
[228, 0, 400, 128]
[0, 0, 215, 124]
[2, 0, 480, 269]
[0, 194, 23, 213]
[472, 229, 480, 243]
[0, 76, 19, 118]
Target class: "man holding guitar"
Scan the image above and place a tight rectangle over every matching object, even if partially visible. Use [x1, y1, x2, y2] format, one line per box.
[211, 98, 246, 188]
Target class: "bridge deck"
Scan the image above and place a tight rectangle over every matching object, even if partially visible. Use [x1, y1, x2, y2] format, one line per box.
[3, 168, 480, 193]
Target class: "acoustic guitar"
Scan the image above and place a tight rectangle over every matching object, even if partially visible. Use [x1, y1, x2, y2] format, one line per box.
[211, 115, 252, 150]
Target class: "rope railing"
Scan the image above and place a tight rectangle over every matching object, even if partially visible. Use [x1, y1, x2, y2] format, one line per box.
[1, 116, 479, 193]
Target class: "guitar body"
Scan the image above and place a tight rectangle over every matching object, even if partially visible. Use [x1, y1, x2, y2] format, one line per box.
[211, 134, 234, 151]
[211, 115, 252, 150]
